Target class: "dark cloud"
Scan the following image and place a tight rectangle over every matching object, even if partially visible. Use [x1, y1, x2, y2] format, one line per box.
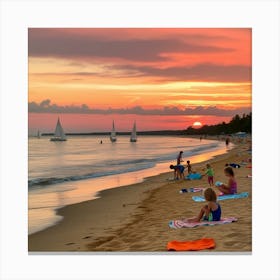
[29, 99, 250, 117]
[109, 63, 251, 82]
[33, 63, 251, 82]
[28, 29, 234, 62]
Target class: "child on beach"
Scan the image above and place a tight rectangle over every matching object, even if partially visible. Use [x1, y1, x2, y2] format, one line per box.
[170, 164, 185, 180]
[186, 160, 192, 174]
[216, 167, 238, 194]
[187, 188, 221, 222]
[177, 151, 184, 165]
[204, 163, 214, 186]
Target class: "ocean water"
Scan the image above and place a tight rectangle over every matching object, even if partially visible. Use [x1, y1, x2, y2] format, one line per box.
[28, 135, 232, 234]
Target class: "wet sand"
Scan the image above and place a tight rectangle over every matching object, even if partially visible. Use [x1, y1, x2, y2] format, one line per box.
[29, 142, 252, 252]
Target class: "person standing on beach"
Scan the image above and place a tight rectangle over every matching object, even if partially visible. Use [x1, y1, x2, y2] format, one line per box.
[203, 163, 214, 186]
[186, 160, 192, 174]
[177, 151, 184, 165]
[225, 136, 230, 146]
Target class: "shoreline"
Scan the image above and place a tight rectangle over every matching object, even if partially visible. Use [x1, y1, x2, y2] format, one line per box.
[28, 139, 232, 235]
[28, 142, 251, 252]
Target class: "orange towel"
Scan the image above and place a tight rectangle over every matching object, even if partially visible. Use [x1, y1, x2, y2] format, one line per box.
[167, 238, 215, 251]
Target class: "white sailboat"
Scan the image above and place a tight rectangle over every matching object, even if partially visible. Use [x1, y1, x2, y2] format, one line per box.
[130, 121, 137, 142]
[110, 121, 117, 142]
[50, 117, 67, 141]
[37, 130, 41, 139]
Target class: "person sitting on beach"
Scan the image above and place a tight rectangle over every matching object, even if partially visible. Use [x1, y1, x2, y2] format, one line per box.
[203, 163, 214, 186]
[186, 160, 192, 174]
[186, 188, 221, 222]
[170, 164, 185, 180]
[216, 167, 237, 194]
[177, 151, 184, 165]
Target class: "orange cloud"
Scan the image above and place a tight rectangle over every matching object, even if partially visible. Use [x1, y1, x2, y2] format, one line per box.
[28, 28, 251, 131]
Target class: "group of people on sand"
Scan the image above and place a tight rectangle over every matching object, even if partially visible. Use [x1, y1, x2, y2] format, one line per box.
[170, 150, 239, 222]
[188, 166, 238, 222]
[169, 151, 192, 180]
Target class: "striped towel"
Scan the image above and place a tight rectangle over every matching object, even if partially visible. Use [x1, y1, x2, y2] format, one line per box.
[169, 217, 237, 229]
[192, 192, 249, 202]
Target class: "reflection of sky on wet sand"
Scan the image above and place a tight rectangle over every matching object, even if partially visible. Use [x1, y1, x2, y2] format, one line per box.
[28, 142, 233, 234]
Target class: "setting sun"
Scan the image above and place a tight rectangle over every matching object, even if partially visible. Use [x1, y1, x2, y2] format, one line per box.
[193, 121, 202, 128]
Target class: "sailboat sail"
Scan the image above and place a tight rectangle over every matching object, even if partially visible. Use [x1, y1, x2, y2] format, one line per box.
[130, 122, 137, 142]
[50, 117, 67, 141]
[110, 121, 117, 142]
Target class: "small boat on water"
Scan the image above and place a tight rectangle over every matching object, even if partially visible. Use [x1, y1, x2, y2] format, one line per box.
[110, 121, 117, 142]
[130, 121, 137, 142]
[50, 117, 67, 141]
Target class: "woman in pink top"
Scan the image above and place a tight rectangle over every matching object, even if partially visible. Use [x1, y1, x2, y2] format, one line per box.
[217, 167, 237, 194]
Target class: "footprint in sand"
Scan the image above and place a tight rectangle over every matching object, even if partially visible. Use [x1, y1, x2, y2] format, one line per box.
[65, 242, 75, 245]
[82, 236, 92, 239]
[225, 232, 237, 239]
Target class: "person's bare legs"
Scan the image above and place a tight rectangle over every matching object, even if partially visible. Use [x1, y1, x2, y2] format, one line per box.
[180, 171, 185, 179]
[174, 170, 178, 180]
[217, 185, 231, 194]
[187, 205, 209, 222]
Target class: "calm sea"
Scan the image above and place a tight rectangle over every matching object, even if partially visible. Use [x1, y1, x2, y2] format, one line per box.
[28, 135, 232, 234]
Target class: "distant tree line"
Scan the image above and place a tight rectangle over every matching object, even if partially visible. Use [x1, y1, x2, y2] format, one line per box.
[185, 113, 252, 135]
[41, 113, 251, 136]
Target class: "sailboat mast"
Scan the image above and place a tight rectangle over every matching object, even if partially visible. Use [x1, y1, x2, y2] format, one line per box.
[130, 121, 137, 142]
[110, 120, 117, 142]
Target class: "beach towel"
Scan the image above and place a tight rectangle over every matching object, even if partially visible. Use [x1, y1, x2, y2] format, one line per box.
[169, 217, 237, 229]
[167, 238, 215, 251]
[186, 173, 202, 180]
[180, 187, 204, 193]
[192, 192, 249, 202]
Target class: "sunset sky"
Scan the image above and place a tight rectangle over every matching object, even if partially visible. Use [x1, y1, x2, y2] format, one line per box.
[28, 28, 251, 133]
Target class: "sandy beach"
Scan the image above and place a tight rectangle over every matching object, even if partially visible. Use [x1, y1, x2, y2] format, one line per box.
[29, 141, 252, 252]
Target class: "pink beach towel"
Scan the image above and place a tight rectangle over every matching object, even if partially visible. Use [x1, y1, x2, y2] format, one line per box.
[169, 217, 237, 229]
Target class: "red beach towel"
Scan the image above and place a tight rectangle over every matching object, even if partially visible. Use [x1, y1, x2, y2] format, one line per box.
[167, 238, 215, 251]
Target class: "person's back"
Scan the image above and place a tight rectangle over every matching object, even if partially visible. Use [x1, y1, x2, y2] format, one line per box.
[229, 177, 237, 194]
[205, 164, 214, 186]
[205, 188, 221, 221]
[208, 201, 221, 221]
[206, 167, 214, 176]
[175, 164, 185, 173]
